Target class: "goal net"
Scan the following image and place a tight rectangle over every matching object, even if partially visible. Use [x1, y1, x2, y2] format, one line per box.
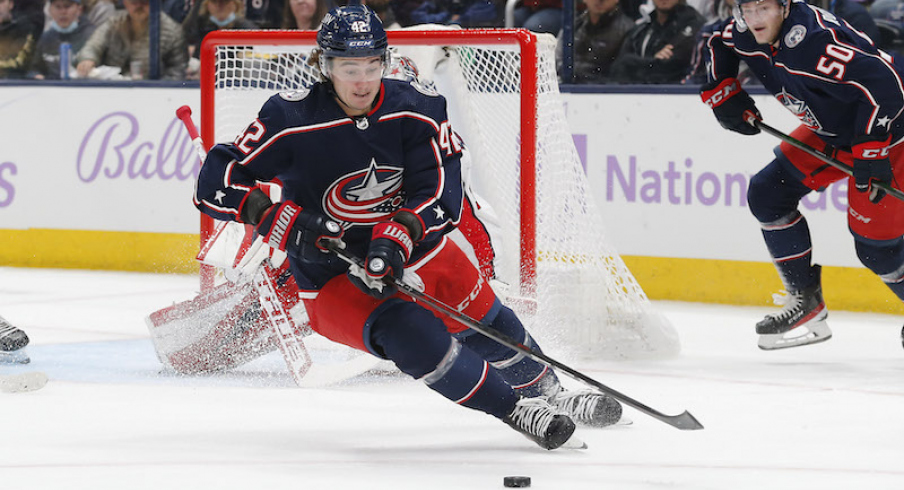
[199, 28, 679, 360]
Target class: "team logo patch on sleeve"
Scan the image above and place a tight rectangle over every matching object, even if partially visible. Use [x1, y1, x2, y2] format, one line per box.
[784, 25, 807, 48]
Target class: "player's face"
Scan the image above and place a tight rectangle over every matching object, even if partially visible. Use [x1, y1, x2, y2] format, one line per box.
[329, 56, 384, 116]
[739, 0, 785, 45]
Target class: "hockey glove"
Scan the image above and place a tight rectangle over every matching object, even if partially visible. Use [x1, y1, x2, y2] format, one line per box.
[852, 135, 894, 203]
[700, 77, 761, 136]
[348, 221, 414, 300]
[255, 201, 345, 261]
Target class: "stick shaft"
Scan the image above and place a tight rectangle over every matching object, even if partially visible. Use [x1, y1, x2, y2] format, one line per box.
[751, 118, 904, 202]
[329, 244, 703, 431]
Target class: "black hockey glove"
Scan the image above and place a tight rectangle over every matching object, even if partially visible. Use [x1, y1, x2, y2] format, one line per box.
[852, 135, 894, 203]
[347, 221, 414, 300]
[255, 201, 344, 261]
[700, 77, 761, 136]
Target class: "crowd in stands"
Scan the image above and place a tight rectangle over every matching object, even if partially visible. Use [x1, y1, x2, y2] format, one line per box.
[0, 0, 901, 82]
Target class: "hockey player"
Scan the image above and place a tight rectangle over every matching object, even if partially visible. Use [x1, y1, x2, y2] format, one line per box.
[0, 314, 30, 363]
[194, 5, 622, 449]
[700, 0, 904, 349]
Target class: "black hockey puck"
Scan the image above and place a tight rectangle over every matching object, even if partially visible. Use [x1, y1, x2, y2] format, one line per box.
[503, 476, 531, 488]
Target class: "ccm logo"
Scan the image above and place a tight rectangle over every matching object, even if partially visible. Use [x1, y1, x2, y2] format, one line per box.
[457, 275, 486, 311]
[859, 147, 890, 159]
[704, 81, 739, 108]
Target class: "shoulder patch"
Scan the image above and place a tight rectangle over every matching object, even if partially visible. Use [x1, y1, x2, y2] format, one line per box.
[279, 89, 311, 102]
[784, 25, 807, 48]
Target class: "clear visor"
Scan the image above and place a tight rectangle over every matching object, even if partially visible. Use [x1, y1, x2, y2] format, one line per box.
[733, 0, 782, 29]
[321, 56, 386, 83]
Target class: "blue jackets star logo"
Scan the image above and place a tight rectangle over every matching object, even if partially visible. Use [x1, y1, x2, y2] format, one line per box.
[776, 88, 836, 137]
[324, 159, 405, 226]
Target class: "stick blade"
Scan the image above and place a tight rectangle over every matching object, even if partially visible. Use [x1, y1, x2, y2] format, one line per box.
[665, 411, 704, 430]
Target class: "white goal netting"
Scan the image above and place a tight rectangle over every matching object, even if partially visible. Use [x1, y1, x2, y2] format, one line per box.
[201, 28, 679, 360]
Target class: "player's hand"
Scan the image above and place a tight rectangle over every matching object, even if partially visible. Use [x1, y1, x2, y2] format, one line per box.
[852, 136, 894, 203]
[348, 221, 414, 299]
[700, 77, 761, 136]
[255, 201, 345, 260]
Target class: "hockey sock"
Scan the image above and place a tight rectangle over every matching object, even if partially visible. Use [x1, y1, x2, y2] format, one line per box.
[855, 238, 904, 301]
[459, 304, 560, 398]
[759, 211, 819, 291]
[370, 302, 518, 419]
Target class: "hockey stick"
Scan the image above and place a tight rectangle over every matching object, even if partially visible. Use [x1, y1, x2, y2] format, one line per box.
[746, 114, 904, 202]
[326, 243, 704, 431]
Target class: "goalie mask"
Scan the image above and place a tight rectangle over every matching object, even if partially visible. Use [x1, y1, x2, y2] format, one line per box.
[317, 5, 389, 82]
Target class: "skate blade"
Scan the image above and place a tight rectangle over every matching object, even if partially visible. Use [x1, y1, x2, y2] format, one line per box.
[758, 321, 833, 350]
[0, 350, 31, 364]
[0, 372, 48, 393]
[560, 435, 588, 450]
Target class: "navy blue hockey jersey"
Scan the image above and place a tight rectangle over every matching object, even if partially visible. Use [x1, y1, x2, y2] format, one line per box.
[707, 0, 904, 148]
[194, 79, 465, 291]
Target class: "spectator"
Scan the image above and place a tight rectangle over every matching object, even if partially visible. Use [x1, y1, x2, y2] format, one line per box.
[164, 0, 196, 23]
[244, 0, 283, 28]
[410, 0, 501, 27]
[871, 0, 904, 52]
[185, 0, 256, 57]
[390, 0, 426, 26]
[607, 0, 704, 84]
[29, 0, 97, 79]
[12, 0, 42, 38]
[360, 0, 400, 28]
[683, 0, 750, 85]
[808, 0, 879, 42]
[0, 0, 35, 78]
[282, 0, 330, 29]
[76, 0, 188, 80]
[80, 0, 116, 27]
[514, 0, 562, 34]
[559, 0, 633, 83]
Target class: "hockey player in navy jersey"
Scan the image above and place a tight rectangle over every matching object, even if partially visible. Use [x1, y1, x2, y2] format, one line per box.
[193, 5, 622, 449]
[699, 0, 904, 349]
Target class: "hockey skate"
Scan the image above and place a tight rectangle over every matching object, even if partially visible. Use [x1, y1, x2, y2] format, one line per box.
[503, 397, 582, 450]
[549, 389, 623, 428]
[0, 316, 30, 364]
[756, 275, 831, 350]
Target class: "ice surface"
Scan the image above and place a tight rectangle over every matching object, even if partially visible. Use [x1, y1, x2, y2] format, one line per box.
[1, 267, 902, 489]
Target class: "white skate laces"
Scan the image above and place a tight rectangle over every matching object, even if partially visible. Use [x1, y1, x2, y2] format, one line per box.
[756, 287, 831, 350]
[550, 390, 623, 427]
[503, 397, 577, 450]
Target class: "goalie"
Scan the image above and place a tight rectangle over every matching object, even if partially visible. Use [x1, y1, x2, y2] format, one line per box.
[167, 5, 625, 450]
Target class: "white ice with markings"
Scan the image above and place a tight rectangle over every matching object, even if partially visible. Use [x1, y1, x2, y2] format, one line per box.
[1, 267, 902, 489]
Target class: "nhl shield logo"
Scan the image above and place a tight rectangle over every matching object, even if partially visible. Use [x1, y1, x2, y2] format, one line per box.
[324, 159, 405, 226]
[784, 25, 806, 48]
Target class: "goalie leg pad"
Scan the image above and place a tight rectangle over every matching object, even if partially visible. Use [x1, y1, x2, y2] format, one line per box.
[371, 301, 518, 419]
[147, 282, 278, 374]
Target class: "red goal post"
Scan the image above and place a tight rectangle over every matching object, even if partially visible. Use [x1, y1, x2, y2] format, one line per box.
[197, 28, 680, 359]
